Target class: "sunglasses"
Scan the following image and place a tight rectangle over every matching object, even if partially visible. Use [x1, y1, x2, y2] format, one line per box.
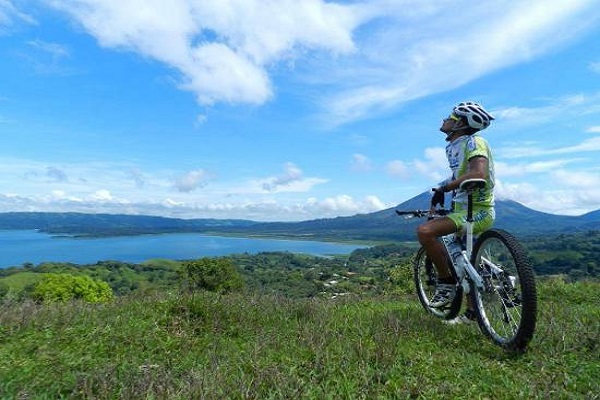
[447, 113, 460, 122]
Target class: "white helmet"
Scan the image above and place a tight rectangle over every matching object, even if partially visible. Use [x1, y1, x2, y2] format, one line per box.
[453, 101, 494, 131]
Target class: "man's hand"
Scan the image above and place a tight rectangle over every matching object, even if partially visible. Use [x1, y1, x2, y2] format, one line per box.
[430, 187, 446, 208]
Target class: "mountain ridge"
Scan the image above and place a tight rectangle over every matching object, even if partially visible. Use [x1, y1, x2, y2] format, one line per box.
[0, 191, 597, 240]
[227, 192, 597, 241]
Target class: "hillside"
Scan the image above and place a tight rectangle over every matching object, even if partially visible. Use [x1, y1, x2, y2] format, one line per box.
[0, 212, 255, 236]
[1, 284, 598, 398]
[0, 192, 597, 240]
[207, 192, 598, 241]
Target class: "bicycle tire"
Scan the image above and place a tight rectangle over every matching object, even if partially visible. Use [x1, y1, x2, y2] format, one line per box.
[470, 229, 537, 351]
[413, 247, 462, 319]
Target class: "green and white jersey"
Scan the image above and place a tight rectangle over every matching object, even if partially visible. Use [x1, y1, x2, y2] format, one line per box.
[444, 134, 495, 207]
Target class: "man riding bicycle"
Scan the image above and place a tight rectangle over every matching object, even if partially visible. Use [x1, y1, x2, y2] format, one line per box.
[416, 101, 495, 322]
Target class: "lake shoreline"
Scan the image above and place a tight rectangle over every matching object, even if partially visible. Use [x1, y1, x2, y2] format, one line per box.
[0, 230, 370, 269]
[40, 229, 382, 246]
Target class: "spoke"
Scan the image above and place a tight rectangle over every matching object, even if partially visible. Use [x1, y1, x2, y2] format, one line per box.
[490, 283, 520, 335]
[477, 237, 522, 340]
[471, 229, 537, 350]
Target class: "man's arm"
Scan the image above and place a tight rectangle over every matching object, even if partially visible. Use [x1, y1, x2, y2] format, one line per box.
[438, 156, 488, 192]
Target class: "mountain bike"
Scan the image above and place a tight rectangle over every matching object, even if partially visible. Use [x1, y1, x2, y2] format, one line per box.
[396, 178, 537, 351]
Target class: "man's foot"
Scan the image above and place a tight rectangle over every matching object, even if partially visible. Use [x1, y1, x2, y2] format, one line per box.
[443, 309, 477, 325]
[429, 283, 456, 308]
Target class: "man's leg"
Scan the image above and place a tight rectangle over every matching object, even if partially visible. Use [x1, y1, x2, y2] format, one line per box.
[417, 217, 459, 308]
[417, 217, 457, 279]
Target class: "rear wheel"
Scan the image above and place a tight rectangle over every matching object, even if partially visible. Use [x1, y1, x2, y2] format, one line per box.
[470, 229, 537, 351]
[414, 247, 462, 319]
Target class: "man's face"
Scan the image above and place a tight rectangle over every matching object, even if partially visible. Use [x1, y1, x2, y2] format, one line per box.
[440, 113, 462, 134]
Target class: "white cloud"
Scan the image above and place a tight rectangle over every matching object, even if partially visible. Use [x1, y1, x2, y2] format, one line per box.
[552, 169, 600, 189]
[258, 162, 326, 193]
[321, 0, 600, 125]
[386, 146, 447, 182]
[46, 166, 68, 182]
[496, 159, 580, 178]
[127, 168, 146, 188]
[385, 160, 409, 179]
[38, 1, 600, 125]
[44, 0, 363, 107]
[89, 189, 114, 201]
[495, 178, 600, 216]
[27, 39, 70, 58]
[0, 0, 36, 27]
[173, 169, 209, 192]
[493, 93, 600, 129]
[0, 190, 390, 221]
[498, 136, 600, 159]
[21, 39, 78, 75]
[261, 162, 303, 192]
[412, 147, 447, 182]
[0, 155, 393, 220]
[586, 126, 600, 133]
[306, 194, 388, 216]
[363, 195, 387, 211]
[590, 62, 600, 73]
[350, 153, 373, 172]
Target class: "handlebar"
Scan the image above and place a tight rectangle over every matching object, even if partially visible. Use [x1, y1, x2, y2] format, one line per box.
[396, 179, 486, 219]
[395, 209, 450, 219]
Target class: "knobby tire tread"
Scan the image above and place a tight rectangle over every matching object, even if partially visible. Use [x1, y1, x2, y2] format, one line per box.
[471, 229, 537, 351]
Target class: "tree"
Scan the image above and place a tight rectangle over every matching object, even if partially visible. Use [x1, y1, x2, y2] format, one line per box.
[182, 258, 243, 294]
[385, 261, 414, 295]
[31, 273, 113, 303]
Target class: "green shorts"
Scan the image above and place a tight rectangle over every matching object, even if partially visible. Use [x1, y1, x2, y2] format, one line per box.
[447, 203, 495, 234]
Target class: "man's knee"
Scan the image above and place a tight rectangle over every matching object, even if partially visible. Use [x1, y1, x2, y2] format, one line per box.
[417, 223, 435, 243]
[417, 218, 456, 243]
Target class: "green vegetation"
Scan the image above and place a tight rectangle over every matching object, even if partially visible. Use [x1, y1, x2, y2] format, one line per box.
[0, 234, 598, 398]
[31, 273, 113, 303]
[181, 258, 243, 294]
[1, 284, 598, 398]
[523, 230, 600, 279]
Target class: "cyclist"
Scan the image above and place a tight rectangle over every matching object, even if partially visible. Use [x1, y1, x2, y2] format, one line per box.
[416, 101, 495, 323]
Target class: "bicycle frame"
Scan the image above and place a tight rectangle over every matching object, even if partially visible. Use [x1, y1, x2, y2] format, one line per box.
[443, 178, 487, 293]
[395, 177, 495, 293]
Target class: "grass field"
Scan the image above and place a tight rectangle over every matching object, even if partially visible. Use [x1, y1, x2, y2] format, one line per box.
[1, 280, 598, 399]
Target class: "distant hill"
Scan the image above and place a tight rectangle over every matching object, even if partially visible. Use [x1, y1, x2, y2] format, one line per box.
[0, 192, 598, 241]
[0, 212, 255, 236]
[205, 191, 599, 241]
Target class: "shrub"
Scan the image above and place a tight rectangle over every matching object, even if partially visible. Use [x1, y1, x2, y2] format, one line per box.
[181, 257, 244, 294]
[385, 260, 414, 295]
[31, 273, 113, 303]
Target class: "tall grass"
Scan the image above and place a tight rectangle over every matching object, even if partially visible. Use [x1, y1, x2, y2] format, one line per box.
[1, 282, 598, 399]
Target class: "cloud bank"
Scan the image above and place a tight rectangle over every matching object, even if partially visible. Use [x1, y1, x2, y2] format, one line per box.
[39, 0, 600, 125]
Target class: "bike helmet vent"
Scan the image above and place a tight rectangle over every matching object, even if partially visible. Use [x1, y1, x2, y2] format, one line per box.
[453, 101, 494, 131]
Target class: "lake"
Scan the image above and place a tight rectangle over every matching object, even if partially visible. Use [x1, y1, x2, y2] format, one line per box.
[0, 230, 368, 269]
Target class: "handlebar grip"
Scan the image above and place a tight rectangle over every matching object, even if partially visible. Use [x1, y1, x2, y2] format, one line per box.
[395, 209, 450, 218]
[395, 210, 416, 216]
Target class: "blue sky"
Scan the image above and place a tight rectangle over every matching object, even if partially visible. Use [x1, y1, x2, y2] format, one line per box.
[1, 0, 600, 221]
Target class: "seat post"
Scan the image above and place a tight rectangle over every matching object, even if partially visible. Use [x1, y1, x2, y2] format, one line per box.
[459, 178, 486, 257]
[467, 191, 474, 223]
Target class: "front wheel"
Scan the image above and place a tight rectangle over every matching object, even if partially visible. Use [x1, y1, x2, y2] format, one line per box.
[470, 229, 537, 351]
[413, 247, 462, 319]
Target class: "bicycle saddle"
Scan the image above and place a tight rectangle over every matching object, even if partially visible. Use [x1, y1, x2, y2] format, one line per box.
[460, 178, 486, 192]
